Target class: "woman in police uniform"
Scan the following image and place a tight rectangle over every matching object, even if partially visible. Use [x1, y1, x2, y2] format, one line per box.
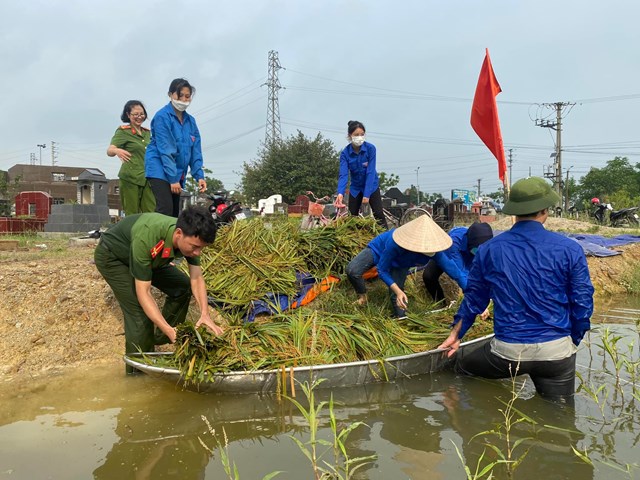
[107, 100, 156, 216]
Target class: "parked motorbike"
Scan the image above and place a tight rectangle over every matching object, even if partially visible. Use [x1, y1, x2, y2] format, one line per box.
[207, 190, 245, 226]
[591, 197, 639, 227]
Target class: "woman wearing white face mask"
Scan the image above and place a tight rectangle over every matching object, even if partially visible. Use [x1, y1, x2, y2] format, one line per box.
[335, 120, 386, 228]
[145, 78, 207, 217]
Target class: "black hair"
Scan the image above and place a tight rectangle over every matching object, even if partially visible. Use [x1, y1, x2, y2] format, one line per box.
[517, 208, 549, 219]
[120, 100, 148, 123]
[168, 78, 196, 97]
[347, 120, 366, 135]
[176, 205, 216, 243]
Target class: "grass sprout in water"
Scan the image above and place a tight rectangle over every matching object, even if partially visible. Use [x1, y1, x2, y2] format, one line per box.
[198, 378, 375, 480]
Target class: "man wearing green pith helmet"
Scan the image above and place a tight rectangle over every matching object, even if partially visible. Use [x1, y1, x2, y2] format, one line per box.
[440, 176, 594, 403]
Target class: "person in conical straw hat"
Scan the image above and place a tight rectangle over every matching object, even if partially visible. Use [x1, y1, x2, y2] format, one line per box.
[346, 213, 455, 319]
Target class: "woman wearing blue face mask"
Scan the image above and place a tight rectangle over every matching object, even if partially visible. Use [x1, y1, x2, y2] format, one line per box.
[334, 120, 387, 228]
[145, 78, 207, 217]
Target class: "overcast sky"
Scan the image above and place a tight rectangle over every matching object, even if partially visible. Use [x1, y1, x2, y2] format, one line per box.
[1, 0, 639, 199]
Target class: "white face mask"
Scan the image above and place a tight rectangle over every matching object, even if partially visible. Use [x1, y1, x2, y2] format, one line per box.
[171, 98, 190, 112]
[351, 135, 365, 147]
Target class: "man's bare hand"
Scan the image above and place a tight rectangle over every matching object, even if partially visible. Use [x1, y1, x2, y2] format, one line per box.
[196, 316, 224, 336]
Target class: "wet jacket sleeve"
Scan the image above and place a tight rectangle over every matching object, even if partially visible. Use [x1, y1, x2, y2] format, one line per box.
[568, 250, 594, 345]
[188, 121, 204, 182]
[452, 257, 491, 339]
[363, 144, 377, 198]
[337, 149, 349, 195]
[153, 114, 180, 184]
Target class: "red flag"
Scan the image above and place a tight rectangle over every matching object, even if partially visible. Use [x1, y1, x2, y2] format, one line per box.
[471, 49, 507, 182]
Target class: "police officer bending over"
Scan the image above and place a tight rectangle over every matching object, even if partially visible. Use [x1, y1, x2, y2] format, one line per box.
[95, 205, 223, 373]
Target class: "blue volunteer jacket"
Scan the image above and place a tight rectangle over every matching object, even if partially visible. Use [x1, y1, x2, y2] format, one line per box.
[454, 221, 594, 345]
[368, 230, 465, 288]
[433, 227, 476, 291]
[145, 102, 204, 186]
[337, 142, 379, 198]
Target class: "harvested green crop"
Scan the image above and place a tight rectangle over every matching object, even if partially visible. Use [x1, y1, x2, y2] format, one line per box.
[193, 216, 383, 313]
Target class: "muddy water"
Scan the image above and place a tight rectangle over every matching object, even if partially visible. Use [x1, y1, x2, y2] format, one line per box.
[0, 300, 638, 480]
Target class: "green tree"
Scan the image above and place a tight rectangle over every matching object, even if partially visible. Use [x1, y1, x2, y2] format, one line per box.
[0, 171, 21, 216]
[241, 131, 339, 205]
[378, 171, 400, 193]
[184, 167, 225, 196]
[485, 189, 505, 204]
[575, 157, 640, 206]
[405, 185, 442, 206]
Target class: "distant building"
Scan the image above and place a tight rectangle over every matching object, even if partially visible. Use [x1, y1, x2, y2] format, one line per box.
[6, 164, 121, 212]
[384, 187, 410, 207]
[44, 168, 112, 232]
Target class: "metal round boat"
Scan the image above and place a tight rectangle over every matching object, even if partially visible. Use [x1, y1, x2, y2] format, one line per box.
[124, 334, 493, 394]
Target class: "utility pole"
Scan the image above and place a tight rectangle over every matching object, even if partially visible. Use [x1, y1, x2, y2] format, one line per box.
[564, 166, 573, 211]
[507, 148, 513, 190]
[264, 50, 283, 146]
[37, 143, 46, 166]
[536, 102, 574, 207]
[476, 178, 481, 199]
[415, 166, 421, 205]
[51, 141, 58, 166]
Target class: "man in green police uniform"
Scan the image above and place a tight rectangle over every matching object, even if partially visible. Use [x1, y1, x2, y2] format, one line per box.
[94, 205, 223, 373]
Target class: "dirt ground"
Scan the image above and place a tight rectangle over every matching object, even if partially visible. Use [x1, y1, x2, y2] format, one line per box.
[1, 217, 639, 381]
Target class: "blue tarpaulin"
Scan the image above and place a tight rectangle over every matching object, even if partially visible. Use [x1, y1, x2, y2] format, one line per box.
[494, 231, 640, 257]
[561, 233, 640, 257]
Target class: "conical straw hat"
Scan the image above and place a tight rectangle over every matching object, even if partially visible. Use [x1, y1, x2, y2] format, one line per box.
[392, 214, 452, 254]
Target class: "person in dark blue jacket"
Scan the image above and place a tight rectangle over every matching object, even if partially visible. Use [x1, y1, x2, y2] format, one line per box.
[439, 177, 594, 403]
[422, 223, 494, 305]
[346, 214, 457, 318]
[334, 120, 386, 228]
[145, 78, 207, 217]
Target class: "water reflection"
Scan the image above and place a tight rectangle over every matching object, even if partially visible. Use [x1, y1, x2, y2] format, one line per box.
[0, 302, 637, 479]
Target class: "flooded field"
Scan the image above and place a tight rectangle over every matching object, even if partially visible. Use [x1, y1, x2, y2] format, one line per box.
[0, 299, 638, 480]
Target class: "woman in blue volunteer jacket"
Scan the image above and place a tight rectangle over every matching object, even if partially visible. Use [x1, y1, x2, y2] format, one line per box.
[335, 120, 387, 228]
[346, 215, 455, 318]
[145, 78, 207, 217]
[423, 223, 494, 305]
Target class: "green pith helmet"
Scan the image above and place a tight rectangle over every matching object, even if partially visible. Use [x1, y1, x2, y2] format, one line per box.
[502, 177, 561, 216]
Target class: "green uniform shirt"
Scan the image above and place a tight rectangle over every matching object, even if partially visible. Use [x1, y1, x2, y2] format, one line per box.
[100, 213, 200, 281]
[110, 125, 151, 186]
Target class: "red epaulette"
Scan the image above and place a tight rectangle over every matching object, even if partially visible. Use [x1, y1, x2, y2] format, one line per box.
[150, 240, 165, 259]
[120, 125, 132, 130]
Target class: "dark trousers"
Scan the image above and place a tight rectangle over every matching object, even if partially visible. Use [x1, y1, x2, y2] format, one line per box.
[149, 178, 181, 217]
[348, 188, 387, 229]
[345, 247, 408, 317]
[422, 259, 445, 304]
[456, 340, 577, 402]
[94, 243, 192, 370]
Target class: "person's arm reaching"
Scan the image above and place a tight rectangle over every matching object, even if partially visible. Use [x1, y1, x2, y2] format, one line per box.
[188, 263, 224, 336]
[135, 279, 177, 343]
